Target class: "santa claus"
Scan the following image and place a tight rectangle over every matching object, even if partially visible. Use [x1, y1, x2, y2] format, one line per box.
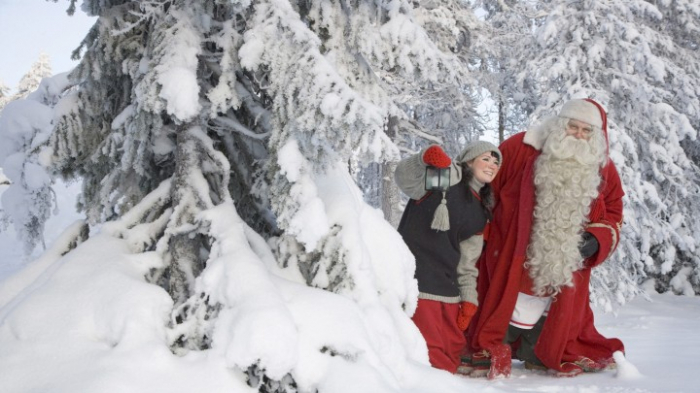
[466, 99, 625, 378]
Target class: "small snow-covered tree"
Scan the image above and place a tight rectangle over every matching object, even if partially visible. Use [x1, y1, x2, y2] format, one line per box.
[14, 53, 53, 100]
[47, 0, 480, 389]
[0, 73, 72, 256]
[503, 0, 700, 305]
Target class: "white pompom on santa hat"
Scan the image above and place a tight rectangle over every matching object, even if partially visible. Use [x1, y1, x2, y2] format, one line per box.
[558, 99, 604, 129]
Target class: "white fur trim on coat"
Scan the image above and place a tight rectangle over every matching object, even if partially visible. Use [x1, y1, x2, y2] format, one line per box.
[510, 292, 551, 329]
[522, 118, 557, 150]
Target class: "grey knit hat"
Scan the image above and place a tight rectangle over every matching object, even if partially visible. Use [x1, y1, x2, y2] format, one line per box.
[429, 140, 501, 232]
[456, 140, 502, 165]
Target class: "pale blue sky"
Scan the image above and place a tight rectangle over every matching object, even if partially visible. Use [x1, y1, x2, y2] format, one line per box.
[0, 0, 95, 92]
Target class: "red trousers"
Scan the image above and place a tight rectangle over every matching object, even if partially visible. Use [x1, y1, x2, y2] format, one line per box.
[412, 298, 466, 373]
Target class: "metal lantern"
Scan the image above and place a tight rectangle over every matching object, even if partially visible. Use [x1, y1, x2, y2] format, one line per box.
[425, 166, 451, 192]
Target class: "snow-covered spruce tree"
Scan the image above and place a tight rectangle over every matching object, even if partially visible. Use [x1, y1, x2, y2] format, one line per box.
[14, 53, 53, 101]
[345, 0, 487, 226]
[504, 0, 700, 305]
[645, 0, 700, 295]
[0, 73, 74, 257]
[259, 0, 478, 287]
[49, 0, 474, 390]
[401, 0, 485, 154]
[471, 0, 543, 143]
[1, 53, 53, 112]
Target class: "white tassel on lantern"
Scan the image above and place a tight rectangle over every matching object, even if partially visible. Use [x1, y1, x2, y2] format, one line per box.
[431, 192, 450, 231]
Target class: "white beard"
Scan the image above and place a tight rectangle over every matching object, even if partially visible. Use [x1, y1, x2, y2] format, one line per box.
[525, 126, 606, 296]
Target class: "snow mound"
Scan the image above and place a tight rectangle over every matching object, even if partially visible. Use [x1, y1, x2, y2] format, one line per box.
[613, 351, 643, 380]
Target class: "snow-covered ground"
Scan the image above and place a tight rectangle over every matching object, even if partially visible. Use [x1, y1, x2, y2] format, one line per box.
[0, 181, 698, 393]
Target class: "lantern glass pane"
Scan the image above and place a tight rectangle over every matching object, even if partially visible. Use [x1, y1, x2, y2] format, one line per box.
[425, 166, 450, 192]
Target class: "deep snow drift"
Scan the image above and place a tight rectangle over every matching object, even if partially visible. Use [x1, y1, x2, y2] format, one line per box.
[0, 179, 697, 393]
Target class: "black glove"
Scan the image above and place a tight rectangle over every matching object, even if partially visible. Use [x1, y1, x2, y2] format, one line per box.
[579, 232, 599, 259]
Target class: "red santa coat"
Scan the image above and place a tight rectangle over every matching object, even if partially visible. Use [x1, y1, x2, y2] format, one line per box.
[469, 130, 625, 373]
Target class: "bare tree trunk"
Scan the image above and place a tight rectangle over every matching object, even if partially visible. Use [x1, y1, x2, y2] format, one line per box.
[381, 116, 402, 228]
[498, 97, 505, 144]
[168, 123, 206, 306]
[168, 234, 201, 306]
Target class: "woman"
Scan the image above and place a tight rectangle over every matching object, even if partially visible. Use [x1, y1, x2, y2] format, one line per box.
[394, 141, 501, 373]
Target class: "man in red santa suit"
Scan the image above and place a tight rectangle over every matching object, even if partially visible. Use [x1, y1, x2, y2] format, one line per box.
[466, 98, 625, 379]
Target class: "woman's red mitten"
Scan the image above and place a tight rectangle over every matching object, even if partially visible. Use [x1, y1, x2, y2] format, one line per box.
[423, 146, 451, 168]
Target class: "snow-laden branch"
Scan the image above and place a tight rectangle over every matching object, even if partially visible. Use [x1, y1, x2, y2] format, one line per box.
[212, 116, 269, 140]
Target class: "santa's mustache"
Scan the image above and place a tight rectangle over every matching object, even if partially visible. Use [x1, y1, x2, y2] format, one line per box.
[545, 134, 600, 166]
